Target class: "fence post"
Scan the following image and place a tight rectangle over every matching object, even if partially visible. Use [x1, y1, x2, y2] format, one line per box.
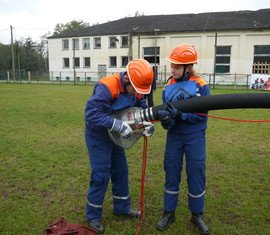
[246, 74, 250, 90]
[234, 73, 237, 89]
[50, 71, 53, 83]
[23, 70, 26, 82]
[28, 71, 31, 83]
[60, 72, 62, 84]
[51, 71, 54, 84]
[164, 65, 167, 85]
[36, 71, 39, 84]
[7, 71, 10, 82]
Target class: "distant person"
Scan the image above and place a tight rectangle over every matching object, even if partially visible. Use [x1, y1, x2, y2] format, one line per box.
[84, 59, 155, 233]
[251, 78, 259, 89]
[259, 78, 265, 89]
[156, 44, 210, 234]
[264, 77, 270, 90]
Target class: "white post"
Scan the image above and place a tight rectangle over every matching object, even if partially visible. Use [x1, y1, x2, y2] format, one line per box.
[28, 71, 31, 83]
[7, 71, 10, 82]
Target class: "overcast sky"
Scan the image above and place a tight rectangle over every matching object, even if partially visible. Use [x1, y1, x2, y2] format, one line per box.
[0, 0, 269, 44]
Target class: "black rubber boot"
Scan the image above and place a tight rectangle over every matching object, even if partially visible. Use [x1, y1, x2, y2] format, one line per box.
[114, 209, 140, 218]
[156, 211, 175, 231]
[191, 213, 209, 235]
[88, 220, 104, 234]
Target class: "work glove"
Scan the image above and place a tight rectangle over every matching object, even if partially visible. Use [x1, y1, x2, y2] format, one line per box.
[142, 121, 155, 137]
[110, 119, 133, 138]
[157, 109, 176, 130]
[165, 102, 181, 119]
[165, 102, 187, 121]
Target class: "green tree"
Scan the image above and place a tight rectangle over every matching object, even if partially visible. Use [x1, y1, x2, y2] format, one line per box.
[0, 43, 12, 70]
[53, 20, 90, 35]
[134, 11, 144, 17]
[38, 33, 50, 71]
[0, 37, 47, 75]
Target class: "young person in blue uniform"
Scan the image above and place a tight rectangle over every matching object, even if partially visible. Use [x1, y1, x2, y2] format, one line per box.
[84, 59, 154, 234]
[156, 44, 210, 234]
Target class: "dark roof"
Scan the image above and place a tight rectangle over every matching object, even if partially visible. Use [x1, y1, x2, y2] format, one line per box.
[48, 8, 270, 39]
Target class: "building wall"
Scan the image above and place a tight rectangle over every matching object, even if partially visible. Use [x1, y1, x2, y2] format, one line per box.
[48, 35, 130, 80]
[132, 30, 270, 75]
[48, 30, 270, 80]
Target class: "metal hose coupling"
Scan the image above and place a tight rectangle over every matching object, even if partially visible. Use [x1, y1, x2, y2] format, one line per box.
[108, 107, 152, 148]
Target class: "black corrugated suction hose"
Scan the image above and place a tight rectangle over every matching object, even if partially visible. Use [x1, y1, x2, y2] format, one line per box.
[150, 93, 270, 121]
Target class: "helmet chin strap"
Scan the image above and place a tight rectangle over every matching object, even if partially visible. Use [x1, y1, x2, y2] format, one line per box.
[176, 64, 195, 80]
[124, 81, 131, 90]
[176, 65, 187, 80]
[123, 74, 132, 93]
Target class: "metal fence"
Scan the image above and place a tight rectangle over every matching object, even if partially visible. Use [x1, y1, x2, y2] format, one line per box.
[0, 70, 266, 90]
[0, 70, 50, 83]
[156, 72, 251, 89]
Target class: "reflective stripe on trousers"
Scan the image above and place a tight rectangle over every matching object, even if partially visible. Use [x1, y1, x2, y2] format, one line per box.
[85, 130, 131, 221]
[163, 130, 206, 213]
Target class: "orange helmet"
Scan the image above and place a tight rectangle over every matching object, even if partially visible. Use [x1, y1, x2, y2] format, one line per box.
[166, 44, 198, 64]
[126, 59, 154, 94]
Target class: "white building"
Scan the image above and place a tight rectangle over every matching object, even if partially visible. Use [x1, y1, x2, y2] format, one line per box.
[48, 9, 270, 83]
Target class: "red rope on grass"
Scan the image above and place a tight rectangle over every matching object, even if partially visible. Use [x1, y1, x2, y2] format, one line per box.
[135, 136, 148, 235]
[196, 113, 270, 123]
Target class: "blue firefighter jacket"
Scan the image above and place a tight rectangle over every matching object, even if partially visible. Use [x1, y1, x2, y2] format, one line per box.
[85, 72, 147, 134]
[163, 74, 210, 134]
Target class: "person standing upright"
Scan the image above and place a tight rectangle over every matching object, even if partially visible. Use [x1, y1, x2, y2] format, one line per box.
[156, 44, 210, 234]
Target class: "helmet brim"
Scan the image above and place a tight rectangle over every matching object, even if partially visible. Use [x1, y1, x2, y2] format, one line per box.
[165, 56, 197, 65]
[133, 85, 152, 95]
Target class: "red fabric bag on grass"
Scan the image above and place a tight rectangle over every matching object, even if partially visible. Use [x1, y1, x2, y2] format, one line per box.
[44, 218, 97, 235]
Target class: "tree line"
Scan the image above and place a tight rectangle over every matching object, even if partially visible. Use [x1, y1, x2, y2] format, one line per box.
[0, 36, 48, 74]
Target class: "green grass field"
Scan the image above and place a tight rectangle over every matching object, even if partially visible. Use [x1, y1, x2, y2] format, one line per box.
[0, 83, 269, 234]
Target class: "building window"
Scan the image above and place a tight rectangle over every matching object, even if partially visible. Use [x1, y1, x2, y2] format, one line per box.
[109, 36, 118, 48]
[62, 39, 69, 50]
[94, 37, 101, 48]
[121, 56, 128, 67]
[72, 39, 79, 50]
[109, 56, 117, 67]
[253, 45, 270, 64]
[215, 46, 231, 73]
[73, 57, 80, 68]
[63, 58, 70, 68]
[82, 38, 90, 50]
[121, 36, 129, 48]
[84, 57, 91, 67]
[253, 45, 270, 74]
[143, 47, 160, 64]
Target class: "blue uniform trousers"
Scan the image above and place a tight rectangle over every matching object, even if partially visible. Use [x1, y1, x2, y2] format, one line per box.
[85, 128, 131, 221]
[164, 130, 206, 213]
